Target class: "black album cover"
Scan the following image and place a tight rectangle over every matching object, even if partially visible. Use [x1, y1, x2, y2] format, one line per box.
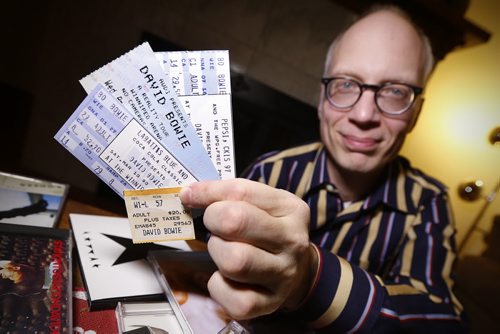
[0, 223, 72, 333]
[69, 213, 190, 311]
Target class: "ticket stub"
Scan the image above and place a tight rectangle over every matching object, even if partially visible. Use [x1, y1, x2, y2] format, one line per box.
[181, 95, 235, 179]
[123, 187, 194, 243]
[157, 50, 236, 179]
[156, 50, 231, 96]
[79, 42, 219, 182]
[54, 84, 198, 197]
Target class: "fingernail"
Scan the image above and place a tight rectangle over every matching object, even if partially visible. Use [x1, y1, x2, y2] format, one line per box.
[180, 186, 191, 204]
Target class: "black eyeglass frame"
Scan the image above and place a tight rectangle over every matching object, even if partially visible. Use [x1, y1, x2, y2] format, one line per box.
[321, 77, 423, 115]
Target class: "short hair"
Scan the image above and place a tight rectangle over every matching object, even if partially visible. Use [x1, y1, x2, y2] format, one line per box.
[323, 5, 435, 84]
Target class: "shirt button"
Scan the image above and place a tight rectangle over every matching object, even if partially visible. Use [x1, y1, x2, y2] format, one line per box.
[326, 184, 335, 192]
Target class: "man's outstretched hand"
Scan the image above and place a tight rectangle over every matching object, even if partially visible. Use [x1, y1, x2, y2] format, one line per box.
[180, 178, 318, 319]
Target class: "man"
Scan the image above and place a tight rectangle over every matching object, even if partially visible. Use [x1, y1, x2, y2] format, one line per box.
[180, 5, 466, 333]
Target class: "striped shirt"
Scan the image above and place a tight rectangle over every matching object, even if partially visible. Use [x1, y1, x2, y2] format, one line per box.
[242, 142, 466, 333]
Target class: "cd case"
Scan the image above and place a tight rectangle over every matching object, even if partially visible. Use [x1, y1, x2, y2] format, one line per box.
[70, 213, 191, 311]
[147, 249, 249, 334]
[71, 214, 164, 311]
[0, 171, 69, 228]
[0, 223, 72, 333]
[116, 301, 188, 334]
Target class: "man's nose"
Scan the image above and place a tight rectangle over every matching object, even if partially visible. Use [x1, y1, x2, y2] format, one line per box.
[348, 90, 380, 124]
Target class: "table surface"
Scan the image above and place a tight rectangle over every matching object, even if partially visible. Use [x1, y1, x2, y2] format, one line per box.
[58, 198, 123, 229]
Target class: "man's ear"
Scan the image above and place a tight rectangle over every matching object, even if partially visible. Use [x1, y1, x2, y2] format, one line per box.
[408, 97, 424, 132]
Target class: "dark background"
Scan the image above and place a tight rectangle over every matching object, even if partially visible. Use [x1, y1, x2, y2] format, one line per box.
[0, 0, 486, 207]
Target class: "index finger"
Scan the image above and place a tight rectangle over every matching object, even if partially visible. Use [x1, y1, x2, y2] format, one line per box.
[180, 178, 296, 216]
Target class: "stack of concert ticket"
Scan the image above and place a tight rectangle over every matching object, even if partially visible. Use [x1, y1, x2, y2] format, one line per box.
[55, 43, 235, 243]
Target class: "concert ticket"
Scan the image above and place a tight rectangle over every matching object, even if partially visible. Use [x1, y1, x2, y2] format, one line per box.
[155, 50, 231, 96]
[79, 42, 219, 182]
[55, 44, 235, 243]
[123, 187, 194, 243]
[157, 50, 235, 180]
[180, 95, 234, 179]
[54, 84, 198, 197]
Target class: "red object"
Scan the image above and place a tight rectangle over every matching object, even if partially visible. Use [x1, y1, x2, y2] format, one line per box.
[73, 287, 119, 333]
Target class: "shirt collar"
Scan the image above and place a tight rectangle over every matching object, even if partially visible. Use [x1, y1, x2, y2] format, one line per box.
[306, 144, 414, 214]
[303, 143, 334, 195]
[361, 158, 415, 214]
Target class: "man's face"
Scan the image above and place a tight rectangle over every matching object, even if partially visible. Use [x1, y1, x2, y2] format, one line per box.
[318, 11, 425, 176]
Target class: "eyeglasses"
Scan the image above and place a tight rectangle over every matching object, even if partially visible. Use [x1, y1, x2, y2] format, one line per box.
[321, 77, 423, 115]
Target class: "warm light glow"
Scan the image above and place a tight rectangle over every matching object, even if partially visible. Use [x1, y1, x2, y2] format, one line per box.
[447, 106, 498, 148]
[401, 0, 500, 253]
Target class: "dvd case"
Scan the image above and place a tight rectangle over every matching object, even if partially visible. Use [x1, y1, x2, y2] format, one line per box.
[0, 223, 72, 333]
[0, 171, 69, 228]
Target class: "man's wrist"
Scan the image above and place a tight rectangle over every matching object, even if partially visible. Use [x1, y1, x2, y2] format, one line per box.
[282, 242, 321, 312]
